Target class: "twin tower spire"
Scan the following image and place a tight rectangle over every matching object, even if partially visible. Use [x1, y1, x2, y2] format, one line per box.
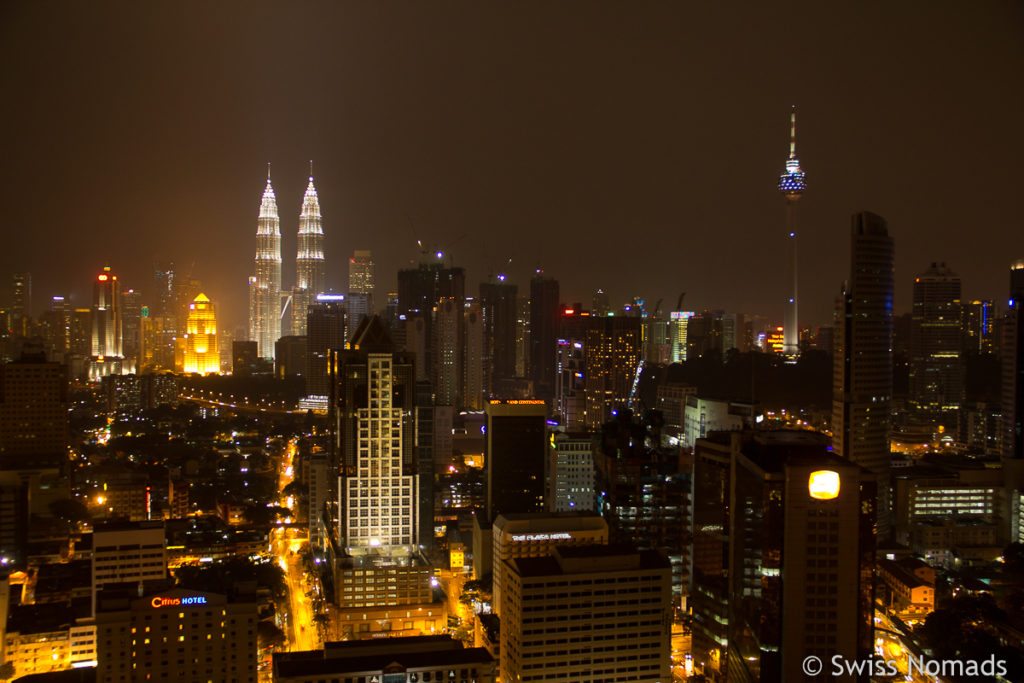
[250, 163, 325, 359]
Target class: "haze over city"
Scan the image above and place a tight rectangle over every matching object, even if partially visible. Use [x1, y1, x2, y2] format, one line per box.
[2, 1, 1022, 330]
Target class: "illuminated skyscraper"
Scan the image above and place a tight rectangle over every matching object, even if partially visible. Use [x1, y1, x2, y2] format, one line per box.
[333, 317, 419, 551]
[777, 107, 807, 360]
[833, 212, 894, 537]
[293, 166, 325, 336]
[250, 167, 282, 359]
[183, 293, 219, 374]
[90, 266, 125, 380]
[349, 249, 374, 310]
[669, 311, 694, 362]
[584, 315, 642, 429]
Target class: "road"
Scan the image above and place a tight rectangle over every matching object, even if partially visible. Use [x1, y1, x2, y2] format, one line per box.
[272, 438, 320, 653]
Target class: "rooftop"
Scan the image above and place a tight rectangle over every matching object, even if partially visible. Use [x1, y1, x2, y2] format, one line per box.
[273, 636, 494, 677]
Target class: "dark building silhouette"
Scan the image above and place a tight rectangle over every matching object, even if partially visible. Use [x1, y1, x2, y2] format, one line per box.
[909, 262, 963, 430]
[1001, 261, 1024, 499]
[397, 261, 465, 383]
[596, 415, 689, 604]
[484, 400, 546, 522]
[479, 279, 518, 392]
[231, 340, 259, 376]
[964, 298, 996, 355]
[725, 431, 876, 683]
[305, 296, 346, 400]
[529, 273, 560, 404]
[832, 211, 894, 537]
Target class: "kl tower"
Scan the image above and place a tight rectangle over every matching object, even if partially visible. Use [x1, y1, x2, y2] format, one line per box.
[778, 106, 806, 361]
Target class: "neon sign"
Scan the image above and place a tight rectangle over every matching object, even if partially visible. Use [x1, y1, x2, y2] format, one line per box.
[151, 596, 208, 608]
[511, 532, 572, 542]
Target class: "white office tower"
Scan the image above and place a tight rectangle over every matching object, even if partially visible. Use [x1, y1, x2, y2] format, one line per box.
[293, 168, 325, 336]
[250, 168, 282, 359]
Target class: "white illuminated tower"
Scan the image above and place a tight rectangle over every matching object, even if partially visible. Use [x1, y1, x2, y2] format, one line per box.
[778, 107, 807, 360]
[293, 163, 325, 335]
[250, 166, 282, 359]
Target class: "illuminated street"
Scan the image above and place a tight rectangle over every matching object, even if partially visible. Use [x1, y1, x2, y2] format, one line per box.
[274, 438, 319, 653]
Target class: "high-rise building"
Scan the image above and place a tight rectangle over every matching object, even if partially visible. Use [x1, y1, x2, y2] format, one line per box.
[153, 261, 175, 319]
[1002, 261, 1024, 503]
[515, 296, 530, 379]
[250, 169, 282, 359]
[183, 293, 219, 375]
[397, 260, 465, 381]
[344, 292, 372, 331]
[584, 315, 642, 429]
[548, 433, 595, 512]
[348, 249, 374, 308]
[330, 317, 442, 636]
[726, 431, 876, 683]
[501, 545, 672, 683]
[529, 273, 560, 403]
[172, 275, 202, 341]
[778, 107, 807, 360]
[303, 295, 346, 407]
[832, 211, 894, 536]
[555, 335, 586, 430]
[41, 295, 70, 356]
[95, 587, 257, 683]
[592, 288, 611, 316]
[0, 346, 68, 469]
[121, 287, 142, 367]
[596, 426, 690, 606]
[11, 271, 31, 321]
[485, 400, 547, 523]
[964, 298, 996, 355]
[669, 311, 694, 363]
[91, 520, 167, 616]
[293, 169, 325, 336]
[490, 512, 608, 617]
[689, 431, 739, 681]
[433, 297, 462, 406]
[274, 335, 306, 378]
[333, 317, 419, 552]
[909, 262, 963, 429]
[480, 277, 518, 391]
[464, 301, 485, 409]
[90, 266, 126, 380]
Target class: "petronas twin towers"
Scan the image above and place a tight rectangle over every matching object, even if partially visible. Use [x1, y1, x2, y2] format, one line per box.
[249, 165, 326, 359]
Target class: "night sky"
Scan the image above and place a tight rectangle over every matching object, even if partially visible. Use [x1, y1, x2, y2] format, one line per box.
[2, 1, 1022, 332]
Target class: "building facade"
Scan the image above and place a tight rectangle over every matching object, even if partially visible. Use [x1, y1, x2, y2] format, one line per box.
[250, 173, 282, 359]
[293, 172, 325, 336]
[832, 211, 895, 536]
[909, 262, 962, 429]
[501, 545, 672, 683]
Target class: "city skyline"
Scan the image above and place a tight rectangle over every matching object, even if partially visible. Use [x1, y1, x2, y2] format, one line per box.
[2, 2, 1022, 331]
